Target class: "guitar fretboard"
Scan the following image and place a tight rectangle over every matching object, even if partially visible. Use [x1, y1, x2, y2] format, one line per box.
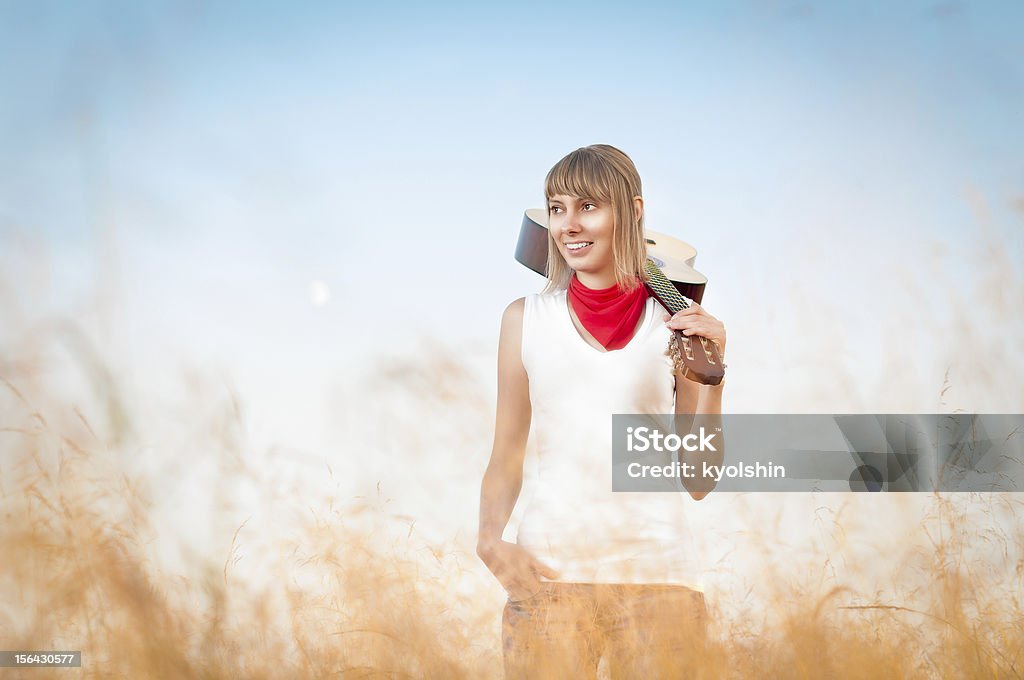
[644, 259, 692, 314]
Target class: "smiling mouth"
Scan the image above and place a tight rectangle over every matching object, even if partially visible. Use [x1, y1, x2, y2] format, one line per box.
[565, 242, 594, 253]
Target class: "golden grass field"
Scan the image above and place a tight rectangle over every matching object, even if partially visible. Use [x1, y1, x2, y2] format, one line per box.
[1, 228, 1022, 679]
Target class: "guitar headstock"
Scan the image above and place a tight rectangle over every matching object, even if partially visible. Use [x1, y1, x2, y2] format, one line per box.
[646, 259, 725, 386]
[666, 331, 726, 386]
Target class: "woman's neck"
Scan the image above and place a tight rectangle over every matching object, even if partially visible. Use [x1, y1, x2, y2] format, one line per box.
[573, 270, 617, 289]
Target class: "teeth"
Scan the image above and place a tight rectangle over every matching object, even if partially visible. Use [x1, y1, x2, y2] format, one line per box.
[566, 242, 593, 250]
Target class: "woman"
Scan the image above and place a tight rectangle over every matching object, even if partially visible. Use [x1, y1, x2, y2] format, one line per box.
[476, 144, 726, 679]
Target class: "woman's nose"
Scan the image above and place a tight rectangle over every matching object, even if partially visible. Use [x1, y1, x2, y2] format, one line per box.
[562, 210, 581, 233]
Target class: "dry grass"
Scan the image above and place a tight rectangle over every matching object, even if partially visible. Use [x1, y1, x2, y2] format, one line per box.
[1, 225, 1022, 679]
[2, 377, 1022, 679]
[0, 368, 496, 679]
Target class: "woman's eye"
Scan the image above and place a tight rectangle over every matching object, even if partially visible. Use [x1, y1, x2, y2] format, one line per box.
[549, 206, 562, 214]
[583, 203, 596, 210]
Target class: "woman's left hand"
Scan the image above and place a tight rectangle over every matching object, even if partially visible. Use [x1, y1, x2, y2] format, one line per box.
[663, 302, 727, 359]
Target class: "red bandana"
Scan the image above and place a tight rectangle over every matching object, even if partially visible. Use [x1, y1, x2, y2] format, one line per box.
[568, 273, 650, 350]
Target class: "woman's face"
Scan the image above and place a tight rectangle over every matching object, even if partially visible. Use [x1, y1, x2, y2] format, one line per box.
[547, 193, 616, 286]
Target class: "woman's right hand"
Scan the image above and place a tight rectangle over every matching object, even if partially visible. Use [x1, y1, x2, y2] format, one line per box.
[477, 539, 560, 601]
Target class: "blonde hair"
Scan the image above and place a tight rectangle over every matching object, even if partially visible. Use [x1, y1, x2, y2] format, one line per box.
[541, 144, 648, 294]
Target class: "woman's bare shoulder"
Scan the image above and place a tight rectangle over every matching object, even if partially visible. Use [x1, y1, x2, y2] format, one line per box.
[498, 298, 528, 371]
[500, 297, 526, 331]
[503, 296, 526, 315]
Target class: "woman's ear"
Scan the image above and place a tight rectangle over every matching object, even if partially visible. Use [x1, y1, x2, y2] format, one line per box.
[633, 196, 644, 224]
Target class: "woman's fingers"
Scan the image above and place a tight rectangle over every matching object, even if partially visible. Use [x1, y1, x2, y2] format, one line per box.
[507, 567, 553, 600]
[666, 314, 706, 330]
[532, 560, 561, 580]
[667, 307, 721, 331]
[666, 308, 704, 325]
[665, 306, 727, 354]
[671, 306, 702, 317]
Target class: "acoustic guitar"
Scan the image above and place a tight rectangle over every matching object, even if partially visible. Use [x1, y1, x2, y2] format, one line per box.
[514, 208, 725, 386]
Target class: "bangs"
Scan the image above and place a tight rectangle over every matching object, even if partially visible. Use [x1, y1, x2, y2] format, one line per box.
[544, 150, 615, 203]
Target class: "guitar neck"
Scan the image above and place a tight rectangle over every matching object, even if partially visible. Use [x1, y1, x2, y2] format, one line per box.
[644, 260, 692, 314]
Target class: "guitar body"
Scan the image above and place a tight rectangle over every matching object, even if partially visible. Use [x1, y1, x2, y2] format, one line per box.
[514, 208, 708, 304]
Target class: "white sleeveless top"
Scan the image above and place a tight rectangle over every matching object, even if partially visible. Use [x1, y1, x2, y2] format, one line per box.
[517, 289, 703, 590]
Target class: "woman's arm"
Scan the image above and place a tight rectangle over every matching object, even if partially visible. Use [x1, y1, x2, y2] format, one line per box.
[666, 302, 726, 501]
[673, 381, 725, 500]
[476, 298, 560, 597]
[477, 298, 532, 551]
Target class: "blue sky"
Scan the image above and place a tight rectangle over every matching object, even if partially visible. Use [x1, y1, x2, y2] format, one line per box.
[1, 0, 1022, 435]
